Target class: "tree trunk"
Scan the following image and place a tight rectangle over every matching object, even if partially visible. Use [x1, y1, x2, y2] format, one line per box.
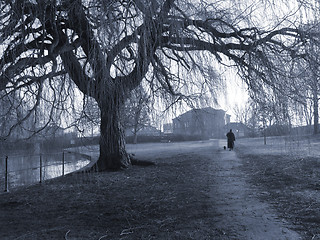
[96, 97, 130, 171]
[263, 118, 267, 145]
[313, 93, 319, 135]
[133, 131, 138, 144]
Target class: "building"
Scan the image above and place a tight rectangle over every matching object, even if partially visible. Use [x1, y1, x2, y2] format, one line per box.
[172, 107, 230, 139]
[163, 123, 173, 134]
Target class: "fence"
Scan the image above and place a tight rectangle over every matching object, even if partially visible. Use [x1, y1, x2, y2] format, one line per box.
[0, 151, 92, 192]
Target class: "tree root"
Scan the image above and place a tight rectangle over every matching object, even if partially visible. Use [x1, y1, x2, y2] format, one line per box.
[129, 154, 155, 166]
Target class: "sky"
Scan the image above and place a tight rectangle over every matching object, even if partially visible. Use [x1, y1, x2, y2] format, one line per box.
[222, 72, 249, 121]
[206, 0, 316, 121]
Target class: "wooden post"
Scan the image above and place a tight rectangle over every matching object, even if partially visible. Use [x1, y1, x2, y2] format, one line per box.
[39, 154, 42, 183]
[62, 151, 65, 176]
[4, 156, 8, 192]
[263, 119, 267, 145]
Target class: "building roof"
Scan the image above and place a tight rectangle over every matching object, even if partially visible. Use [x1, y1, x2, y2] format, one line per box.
[173, 107, 226, 121]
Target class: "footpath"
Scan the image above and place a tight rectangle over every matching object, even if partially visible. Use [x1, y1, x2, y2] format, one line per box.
[208, 140, 301, 240]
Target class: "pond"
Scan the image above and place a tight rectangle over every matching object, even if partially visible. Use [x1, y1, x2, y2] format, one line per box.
[0, 151, 91, 191]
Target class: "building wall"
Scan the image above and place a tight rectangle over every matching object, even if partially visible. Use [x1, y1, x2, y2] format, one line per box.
[172, 107, 229, 139]
[163, 123, 173, 134]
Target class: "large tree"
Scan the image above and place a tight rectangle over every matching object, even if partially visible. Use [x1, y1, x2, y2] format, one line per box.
[0, 0, 311, 170]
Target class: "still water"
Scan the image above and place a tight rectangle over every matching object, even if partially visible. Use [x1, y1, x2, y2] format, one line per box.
[0, 151, 91, 191]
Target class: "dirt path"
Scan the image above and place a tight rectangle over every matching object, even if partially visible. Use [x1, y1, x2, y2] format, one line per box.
[208, 140, 301, 240]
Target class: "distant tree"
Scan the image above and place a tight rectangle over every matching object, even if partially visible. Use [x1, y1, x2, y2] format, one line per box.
[0, 91, 26, 139]
[77, 96, 100, 137]
[301, 98, 314, 126]
[233, 101, 253, 125]
[298, 36, 320, 134]
[122, 85, 151, 144]
[0, 0, 312, 170]
[251, 88, 289, 126]
[277, 24, 320, 135]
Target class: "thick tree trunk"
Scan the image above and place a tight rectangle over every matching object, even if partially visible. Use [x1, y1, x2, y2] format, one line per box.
[96, 98, 130, 171]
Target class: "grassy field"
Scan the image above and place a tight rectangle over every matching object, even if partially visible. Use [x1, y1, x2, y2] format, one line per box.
[0, 141, 223, 240]
[236, 136, 320, 240]
[0, 137, 320, 239]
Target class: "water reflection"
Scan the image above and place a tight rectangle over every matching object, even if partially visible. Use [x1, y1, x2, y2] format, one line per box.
[0, 151, 91, 190]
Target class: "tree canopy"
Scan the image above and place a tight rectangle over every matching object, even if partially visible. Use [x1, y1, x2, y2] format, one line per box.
[0, 0, 315, 169]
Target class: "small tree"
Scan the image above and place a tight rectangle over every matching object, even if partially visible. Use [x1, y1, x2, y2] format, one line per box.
[122, 85, 151, 144]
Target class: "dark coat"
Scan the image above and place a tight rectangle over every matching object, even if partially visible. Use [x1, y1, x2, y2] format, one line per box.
[226, 131, 235, 149]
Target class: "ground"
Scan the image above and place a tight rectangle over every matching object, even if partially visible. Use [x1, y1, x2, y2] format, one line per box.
[0, 137, 319, 239]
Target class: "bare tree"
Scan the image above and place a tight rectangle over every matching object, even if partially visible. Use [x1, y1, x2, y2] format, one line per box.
[280, 25, 320, 134]
[0, 91, 30, 139]
[0, 0, 311, 170]
[122, 85, 151, 144]
[232, 101, 253, 125]
[300, 34, 320, 134]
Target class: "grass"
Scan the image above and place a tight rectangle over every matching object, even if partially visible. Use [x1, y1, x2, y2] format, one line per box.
[1, 137, 320, 239]
[0, 147, 223, 240]
[237, 136, 320, 240]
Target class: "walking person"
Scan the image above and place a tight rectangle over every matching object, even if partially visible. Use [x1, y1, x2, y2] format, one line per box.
[226, 129, 236, 151]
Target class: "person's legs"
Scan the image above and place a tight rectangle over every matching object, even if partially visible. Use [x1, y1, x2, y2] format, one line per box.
[227, 140, 232, 150]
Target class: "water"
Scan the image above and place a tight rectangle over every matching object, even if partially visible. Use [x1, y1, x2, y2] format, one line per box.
[0, 151, 91, 191]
